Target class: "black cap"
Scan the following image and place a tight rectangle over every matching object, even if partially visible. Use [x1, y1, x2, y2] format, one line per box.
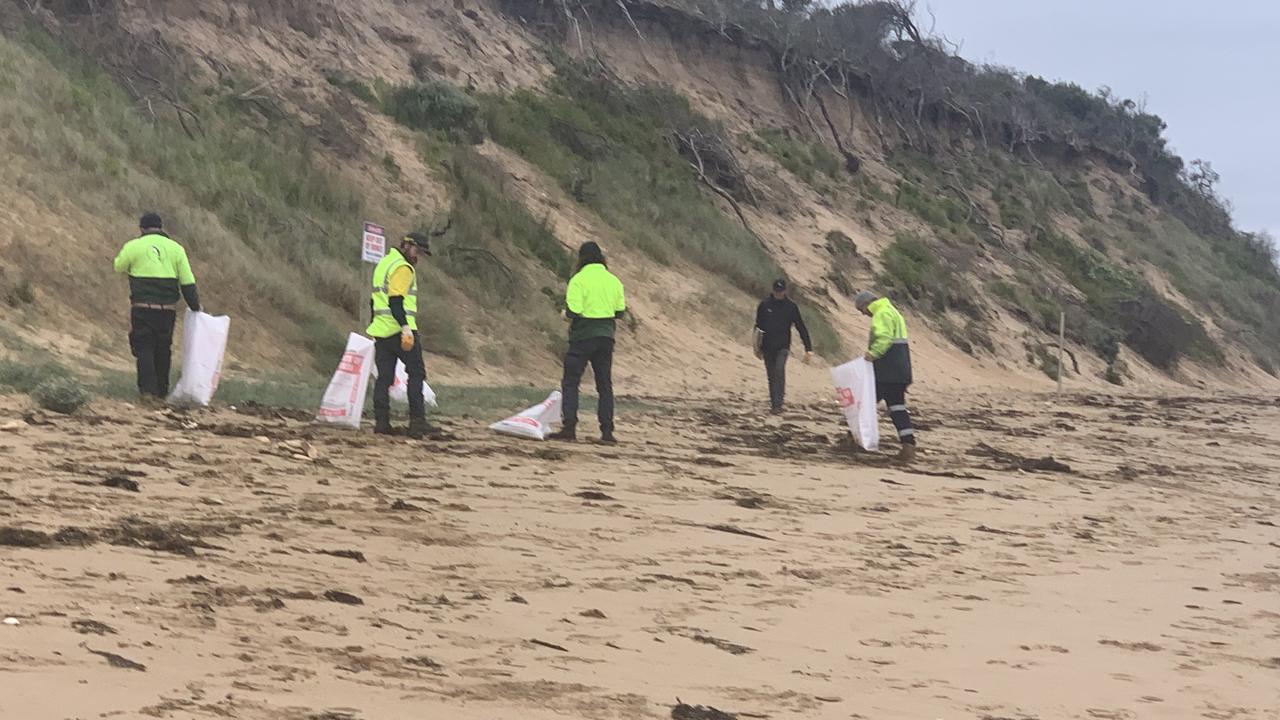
[773, 279, 788, 291]
[405, 232, 433, 255]
[139, 212, 163, 230]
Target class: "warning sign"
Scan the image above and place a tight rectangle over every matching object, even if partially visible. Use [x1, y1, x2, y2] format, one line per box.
[361, 222, 386, 264]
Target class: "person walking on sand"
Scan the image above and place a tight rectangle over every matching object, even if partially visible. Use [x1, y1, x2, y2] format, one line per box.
[754, 279, 812, 415]
[368, 232, 433, 439]
[855, 290, 917, 462]
[113, 212, 201, 401]
[549, 241, 626, 445]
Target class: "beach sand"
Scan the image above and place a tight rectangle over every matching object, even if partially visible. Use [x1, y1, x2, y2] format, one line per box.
[2, 389, 1278, 719]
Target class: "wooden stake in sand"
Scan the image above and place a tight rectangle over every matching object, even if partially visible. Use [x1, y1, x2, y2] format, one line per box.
[1057, 310, 1066, 399]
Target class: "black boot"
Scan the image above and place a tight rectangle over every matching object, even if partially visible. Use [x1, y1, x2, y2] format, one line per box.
[374, 418, 394, 435]
[407, 418, 434, 440]
[548, 426, 577, 442]
[600, 430, 617, 445]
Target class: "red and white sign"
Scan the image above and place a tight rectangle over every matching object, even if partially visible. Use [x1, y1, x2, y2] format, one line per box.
[361, 222, 386, 264]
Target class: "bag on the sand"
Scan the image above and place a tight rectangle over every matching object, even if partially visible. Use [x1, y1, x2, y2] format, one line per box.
[830, 358, 880, 451]
[316, 333, 376, 428]
[372, 361, 439, 408]
[167, 309, 230, 407]
[489, 391, 563, 441]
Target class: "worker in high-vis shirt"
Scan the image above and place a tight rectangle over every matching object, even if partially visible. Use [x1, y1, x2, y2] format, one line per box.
[549, 241, 626, 444]
[368, 232, 432, 439]
[854, 290, 917, 462]
[113, 212, 201, 400]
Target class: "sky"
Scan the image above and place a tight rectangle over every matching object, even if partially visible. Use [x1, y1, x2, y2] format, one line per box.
[909, 0, 1278, 238]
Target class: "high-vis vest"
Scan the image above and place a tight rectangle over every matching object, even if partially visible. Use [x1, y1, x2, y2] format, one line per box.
[367, 248, 418, 338]
[866, 297, 912, 385]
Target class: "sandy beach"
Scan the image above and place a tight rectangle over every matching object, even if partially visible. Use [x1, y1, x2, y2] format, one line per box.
[2, 389, 1278, 719]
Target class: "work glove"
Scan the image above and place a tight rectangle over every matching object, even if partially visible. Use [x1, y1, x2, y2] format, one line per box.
[400, 327, 415, 352]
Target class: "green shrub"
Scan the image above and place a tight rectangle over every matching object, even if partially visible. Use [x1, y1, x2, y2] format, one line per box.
[1029, 229, 1218, 368]
[5, 278, 34, 307]
[32, 376, 91, 414]
[987, 279, 1020, 305]
[879, 233, 938, 300]
[323, 71, 376, 104]
[994, 186, 1034, 230]
[382, 152, 402, 180]
[1030, 344, 1060, 380]
[879, 233, 986, 322]
[938, 317, 972, 355]
[383, 80, 480, 139]
[892, 179, 971, 238]
[1104, 360, 1126, 386]
[0, 359, 72, 393]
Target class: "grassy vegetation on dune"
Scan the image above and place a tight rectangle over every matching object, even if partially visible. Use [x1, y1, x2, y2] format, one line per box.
[746, 127, 842, 190]
[479, 60, 781, 295]
[92, 366, 629, 420]
[794, 299, 846, 362]
[444, 147, 573, 287]
[881, 141, 1233, 372]
[0, 357, 75, 393]
[366, 60, 848, 360]
[0, 28, 469, 371]
[1028, 229, 1220, 369]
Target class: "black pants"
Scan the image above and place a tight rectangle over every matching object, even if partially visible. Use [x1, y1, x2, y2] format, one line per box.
[875, 382, 916, 445]
[561, 337, 614, 433]
[129, 307, 176, 398]
[763, 348, 789, 411]
[373, 332, 427, 426]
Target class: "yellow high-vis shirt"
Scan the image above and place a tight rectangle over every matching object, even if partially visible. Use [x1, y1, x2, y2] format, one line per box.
[387, 265, 414, 297]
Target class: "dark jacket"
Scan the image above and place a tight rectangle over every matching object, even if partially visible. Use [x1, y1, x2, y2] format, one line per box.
[755, 296, 812, 353]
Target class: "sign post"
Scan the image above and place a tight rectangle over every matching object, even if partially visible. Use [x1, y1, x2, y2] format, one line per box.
[358, 222, 386, 328]
[1057, 309, 1066, 400]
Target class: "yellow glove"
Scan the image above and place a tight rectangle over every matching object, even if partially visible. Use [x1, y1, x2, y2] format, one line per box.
[400, 328, 415, 352]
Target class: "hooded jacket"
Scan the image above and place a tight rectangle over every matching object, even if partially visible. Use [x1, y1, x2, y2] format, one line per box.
[565, 261, 626, 343]
[866, 297, 912, 385]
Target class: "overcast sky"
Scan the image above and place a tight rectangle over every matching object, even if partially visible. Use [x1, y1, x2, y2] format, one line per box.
[916, 0, 1278, 238]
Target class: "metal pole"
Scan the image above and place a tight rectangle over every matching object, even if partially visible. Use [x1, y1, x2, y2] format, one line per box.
[357, 257, 366, 331]
[1057, 310, 1066, 398]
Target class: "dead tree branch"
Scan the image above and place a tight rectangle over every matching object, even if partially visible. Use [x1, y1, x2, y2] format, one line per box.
[677, 131, 768, 252]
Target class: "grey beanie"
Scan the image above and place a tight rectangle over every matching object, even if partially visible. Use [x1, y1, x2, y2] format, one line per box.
[853, 290, 878, 311]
